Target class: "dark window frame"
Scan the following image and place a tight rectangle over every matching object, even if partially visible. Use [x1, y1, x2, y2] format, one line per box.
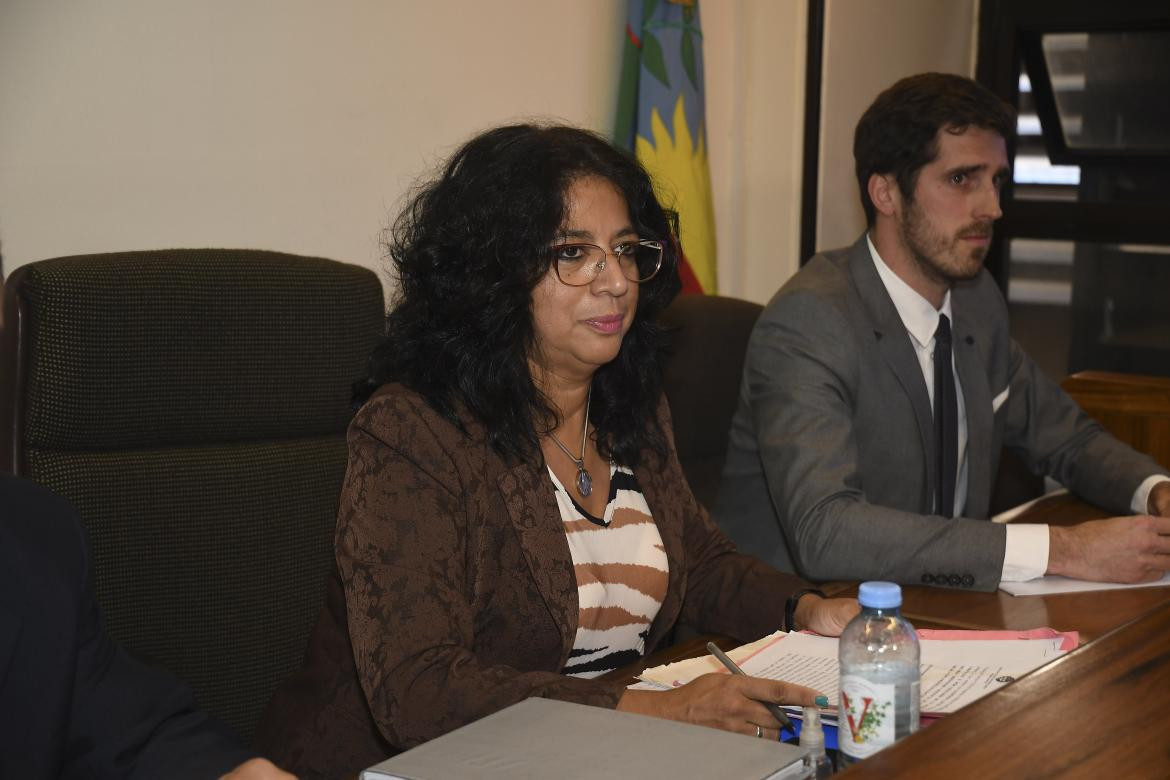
[799, 0, 825, 266]
[977, 0, 1170, 289]
[1019, 29, 1170, 166]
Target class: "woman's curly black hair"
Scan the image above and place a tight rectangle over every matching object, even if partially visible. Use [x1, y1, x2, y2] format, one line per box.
[358, 123, 682, 466]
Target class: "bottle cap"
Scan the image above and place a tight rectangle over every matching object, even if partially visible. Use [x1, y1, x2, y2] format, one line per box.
[858, 581, 902, 609]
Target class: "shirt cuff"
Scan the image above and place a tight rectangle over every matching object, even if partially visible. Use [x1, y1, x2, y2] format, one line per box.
[1130, 475, 1170, 515]
[1000, 523, 1050, 582]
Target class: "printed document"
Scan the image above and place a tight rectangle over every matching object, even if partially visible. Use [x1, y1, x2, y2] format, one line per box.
[639, 631, 1067, 716]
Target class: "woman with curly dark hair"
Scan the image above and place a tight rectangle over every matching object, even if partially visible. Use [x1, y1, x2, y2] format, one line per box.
[256, 124, 856, 779]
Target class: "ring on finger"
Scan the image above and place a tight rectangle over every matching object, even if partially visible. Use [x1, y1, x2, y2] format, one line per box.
[756, 725, 763, 738]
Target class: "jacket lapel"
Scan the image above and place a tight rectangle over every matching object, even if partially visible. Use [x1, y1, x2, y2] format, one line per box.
[951, 283, 993, 518]
[847, 236, 936, 509]
[496, 460, 578, 656]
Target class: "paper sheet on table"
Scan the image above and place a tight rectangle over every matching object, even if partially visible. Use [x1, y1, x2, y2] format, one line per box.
[999, 571, 1170, 596]
[638, 630, 1069, 716]
[990, 487, 1068, 523]
[626, 679, 671, 691]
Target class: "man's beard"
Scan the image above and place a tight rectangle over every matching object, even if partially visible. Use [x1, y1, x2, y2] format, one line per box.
[900, 198, 992, 288]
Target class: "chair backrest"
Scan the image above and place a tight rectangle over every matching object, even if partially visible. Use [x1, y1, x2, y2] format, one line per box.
[0, 249, 384, 742]
[658, 294, 763, 508]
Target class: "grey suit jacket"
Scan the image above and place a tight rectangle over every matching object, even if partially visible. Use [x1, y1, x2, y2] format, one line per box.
[712, 235, 1168, 592]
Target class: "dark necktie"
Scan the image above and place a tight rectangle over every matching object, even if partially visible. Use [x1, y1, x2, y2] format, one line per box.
[934, 314, 958, 518]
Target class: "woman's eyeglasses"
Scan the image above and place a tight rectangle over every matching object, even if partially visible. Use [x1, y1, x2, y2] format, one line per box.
[548, 240, 663, 287]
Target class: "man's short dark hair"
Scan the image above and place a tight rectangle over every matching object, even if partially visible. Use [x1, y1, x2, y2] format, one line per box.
[854, 72, 1016, 226]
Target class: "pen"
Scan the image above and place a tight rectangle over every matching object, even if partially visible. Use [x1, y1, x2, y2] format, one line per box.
[706, 641, 796, 732]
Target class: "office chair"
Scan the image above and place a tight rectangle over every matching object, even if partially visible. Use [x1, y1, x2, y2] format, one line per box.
[0, 248, 384, 743]
[658, 294, 764, 509]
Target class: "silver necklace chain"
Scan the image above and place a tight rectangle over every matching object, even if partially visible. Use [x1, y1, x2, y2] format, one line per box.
[549, 386, 593, 497]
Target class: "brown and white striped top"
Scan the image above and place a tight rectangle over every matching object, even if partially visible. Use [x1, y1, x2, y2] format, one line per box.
[549, 464, 669, 678]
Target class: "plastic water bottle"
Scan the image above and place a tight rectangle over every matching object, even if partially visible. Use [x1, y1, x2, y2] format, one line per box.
[837, 581, 920, 766]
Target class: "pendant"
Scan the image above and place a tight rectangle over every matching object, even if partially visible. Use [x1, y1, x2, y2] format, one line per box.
[575, 467, 593, 497]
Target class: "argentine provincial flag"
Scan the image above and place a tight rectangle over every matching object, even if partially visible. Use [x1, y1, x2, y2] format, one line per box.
[615, 0, 717, 294]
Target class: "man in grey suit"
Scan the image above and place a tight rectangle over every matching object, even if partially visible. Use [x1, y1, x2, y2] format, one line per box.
[713, 72, 1170, 592]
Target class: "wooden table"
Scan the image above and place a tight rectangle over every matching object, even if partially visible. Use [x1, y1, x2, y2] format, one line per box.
[832, 493, 1170, 776]
[824, 492, 1170, 643]
[838, 599, 1170, 777]
[609, 492, 1170, 775]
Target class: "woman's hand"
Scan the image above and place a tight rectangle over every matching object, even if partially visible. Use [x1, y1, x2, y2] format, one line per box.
[617, 672, 823, 741]
[794, 595, 859, 636]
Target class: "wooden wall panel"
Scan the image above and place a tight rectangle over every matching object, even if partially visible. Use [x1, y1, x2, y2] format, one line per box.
[1062, 370, 1170, 471]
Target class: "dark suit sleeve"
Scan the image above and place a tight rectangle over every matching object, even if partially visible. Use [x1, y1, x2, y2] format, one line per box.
[66, 545, 254, 778]
[32, 490, 254, 780]
[1001, 339, 1170, 511]
[742, 291, 1006, 590]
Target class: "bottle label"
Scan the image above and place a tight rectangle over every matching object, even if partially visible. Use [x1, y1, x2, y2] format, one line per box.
[838, 675, 919, 760]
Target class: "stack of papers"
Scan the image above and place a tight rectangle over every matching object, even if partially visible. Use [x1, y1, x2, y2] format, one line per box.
[638, 628, 1075, 719]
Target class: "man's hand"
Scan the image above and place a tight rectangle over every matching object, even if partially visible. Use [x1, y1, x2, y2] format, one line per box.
[1148, 480, 1170, 517]
[617, 672, 823, 741]
[220, 758, 297, 780]
[793, 595, 859, 636]
[1048, 515, 1170, 583]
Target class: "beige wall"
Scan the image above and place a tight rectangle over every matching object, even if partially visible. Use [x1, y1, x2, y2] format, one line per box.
[1, 1, 977, 302]
[706, 0, 808, 301]
[816, 0, 979, 253]
[0, 1, 627, 281]
[0, 0, 809, 305]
